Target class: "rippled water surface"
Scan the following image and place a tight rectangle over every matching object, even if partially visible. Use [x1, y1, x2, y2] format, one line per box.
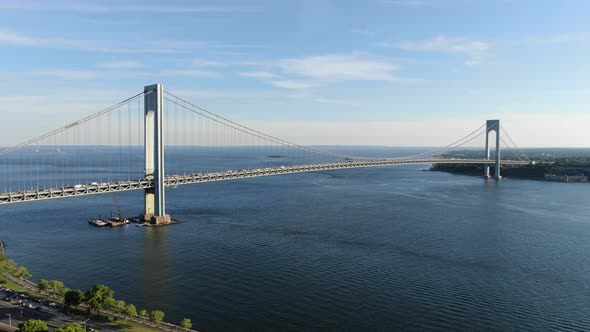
[3, 148, 590, 331]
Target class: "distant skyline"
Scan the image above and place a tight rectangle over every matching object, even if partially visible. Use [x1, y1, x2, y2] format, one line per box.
[1, 0, 589, 147]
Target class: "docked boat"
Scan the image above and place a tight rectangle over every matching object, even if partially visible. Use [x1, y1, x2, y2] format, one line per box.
[88, 219, 108, 227]
[106, 216, 130, 227]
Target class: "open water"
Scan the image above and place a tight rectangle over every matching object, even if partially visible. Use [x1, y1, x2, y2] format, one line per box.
[2, 147, 590, 331]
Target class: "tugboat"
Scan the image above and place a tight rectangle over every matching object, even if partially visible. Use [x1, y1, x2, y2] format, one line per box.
[105, 215, 130, 227]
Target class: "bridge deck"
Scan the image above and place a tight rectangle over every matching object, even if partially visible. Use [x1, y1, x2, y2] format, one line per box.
[0, 159, 529, 205]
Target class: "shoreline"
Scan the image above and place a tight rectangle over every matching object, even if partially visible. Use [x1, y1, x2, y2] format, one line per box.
[427, 164, 586, 183]
[0, 253, 197, 332]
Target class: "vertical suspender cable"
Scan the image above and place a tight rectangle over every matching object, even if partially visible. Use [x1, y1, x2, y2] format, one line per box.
[128, 103, 132, 181]
[119, 105, 122, 182]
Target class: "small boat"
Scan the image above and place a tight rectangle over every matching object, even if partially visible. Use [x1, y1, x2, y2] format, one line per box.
[88, 219, 108, 227]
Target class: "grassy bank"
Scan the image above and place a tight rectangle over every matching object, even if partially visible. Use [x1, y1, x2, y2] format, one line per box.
[0, 279, 29, 294]
[67, 308, 161, 332]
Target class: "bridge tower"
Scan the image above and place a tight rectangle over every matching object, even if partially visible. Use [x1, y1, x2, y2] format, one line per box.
[142, 84, 171, 224]
[484, 119, 501, 180]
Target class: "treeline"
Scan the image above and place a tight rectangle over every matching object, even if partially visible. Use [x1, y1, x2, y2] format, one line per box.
[543, 160, 590, 176]
[431, 160, 590, 179]
[430, 163, 548, 179]
[56, 282, 192, 330]
[16, 319, 86, 332]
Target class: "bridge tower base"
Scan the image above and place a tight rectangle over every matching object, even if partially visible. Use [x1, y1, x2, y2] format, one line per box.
[141, 83, 171, 225]
[484, 119, 502, 180]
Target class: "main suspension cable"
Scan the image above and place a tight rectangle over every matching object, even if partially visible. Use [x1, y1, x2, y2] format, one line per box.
[0, 91, 146, 156]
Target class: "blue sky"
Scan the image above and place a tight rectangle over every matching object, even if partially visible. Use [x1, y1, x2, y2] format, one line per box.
[1, 0, 590, 147]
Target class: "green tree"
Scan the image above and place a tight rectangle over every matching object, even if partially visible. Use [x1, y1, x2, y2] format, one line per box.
[48, 280, 66, 296]
[103, 296, 115, 311]
[17, 319, 48, 332]
[13, 266, 32, 285]
[0, 257, 17, 283]
[38, 279, 50, 294]
[0, 256, 11, 276]
[149, 310, 165, 326]
[139, 309, 148, 321]
[123, 304, 137, 320]
[180, 318, 192, 330]
[64, 289, 84, 310]
[83, 284, 114, 317]
[54, 323, 85, 332]
[6, 259, 17, 273]
[113, 299, 126, 313]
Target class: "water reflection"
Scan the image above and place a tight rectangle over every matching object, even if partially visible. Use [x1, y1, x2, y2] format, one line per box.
[141, 226, 171, 311]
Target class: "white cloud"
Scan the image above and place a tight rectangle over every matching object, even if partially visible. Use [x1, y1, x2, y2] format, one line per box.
[160, 70, 222, 78]
[0, 1, 258, 13]
[313, 98, 357, 106]
[277, 53, 398, 81]
[0, 95, 44, 103]
[271, 80, 317, 89]
[0, 28, 88, 49]
[0, 28, 263, 54]
[239, 71, 277, 79]
[236, 53, 409, 89]
[400, 36, 488, 53]
[97, 60, 143, 69]
[398, 36, 489, 66]
[27, 69, 105, 80]
[167, 89, 303, 101]
[0, 29, 38, 45]
[192, 59, 226, 67]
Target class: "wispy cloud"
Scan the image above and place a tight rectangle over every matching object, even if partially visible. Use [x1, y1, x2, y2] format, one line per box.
[0, 1, 258, 13]
[239, 71, 277, 79]
[97, 60, 143, 69]
[0, 95, 44, 103]
[14, 68, 221, 80]
[0, 29, 37, 45]
[313, 98, 357, 106]
[236, 53, 406, 89]
[0, 28, 89, 49]
[271, 80, 317, 89]
[168, 88, 304, 100]
[192, 59, 226, 67]
[25, 69, 106, 80]
[277, 53, 399, 81]
[399, 36, 488, 53]
[0, 28, 265, 54]
[160, 70, 222, 78]
[395, 36, 489, 66]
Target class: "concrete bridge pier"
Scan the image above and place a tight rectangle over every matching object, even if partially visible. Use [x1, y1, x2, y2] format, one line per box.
[484, 119, 502, 180]
[141, 83, 171, 225]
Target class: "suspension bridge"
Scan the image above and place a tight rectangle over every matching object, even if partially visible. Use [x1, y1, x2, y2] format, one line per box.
[0, 84, 531, 224]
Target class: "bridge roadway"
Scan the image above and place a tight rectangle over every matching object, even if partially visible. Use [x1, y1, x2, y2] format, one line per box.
[0, 158, 529, 205]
